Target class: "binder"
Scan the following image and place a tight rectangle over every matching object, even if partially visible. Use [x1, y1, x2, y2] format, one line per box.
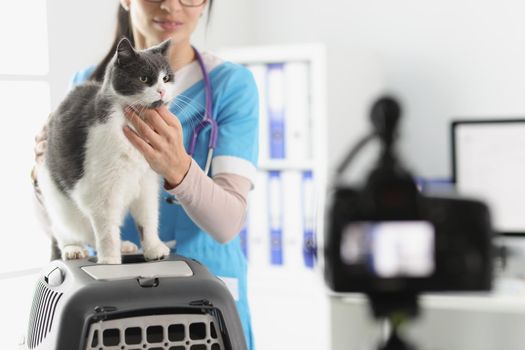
[266, 63, 286, 159]
[268, 170, 283, 265]
[239, 224, 248, 259]
[284, 62, 311, 161]
[302, 170, 316, 268]
[247, 64, 269, 163]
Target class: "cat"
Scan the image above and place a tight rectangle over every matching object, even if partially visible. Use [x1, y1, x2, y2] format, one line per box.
[37, 38, 175, 264]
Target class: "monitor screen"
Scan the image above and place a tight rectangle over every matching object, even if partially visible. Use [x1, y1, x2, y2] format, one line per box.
[452, 119, 525, 235]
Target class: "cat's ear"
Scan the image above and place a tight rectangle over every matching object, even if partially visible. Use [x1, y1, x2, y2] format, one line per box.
[116, 37, 137, 65]
[150, 39, 172, 57]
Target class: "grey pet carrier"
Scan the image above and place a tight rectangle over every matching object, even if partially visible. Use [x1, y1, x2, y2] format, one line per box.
[23, 254, 247, 350]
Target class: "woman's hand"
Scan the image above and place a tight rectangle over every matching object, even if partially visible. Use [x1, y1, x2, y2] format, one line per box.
[34, 123, 49, 165]
[123, 105, 192, 188]
[31, 122, 49, 184]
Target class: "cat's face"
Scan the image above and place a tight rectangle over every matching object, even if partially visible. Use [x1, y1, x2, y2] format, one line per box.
[110, 38, 175, 109]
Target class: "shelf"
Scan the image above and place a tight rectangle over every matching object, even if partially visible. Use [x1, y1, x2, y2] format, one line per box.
[330, 276, 525, 313]
[258, 159, 315, 171]
[218, 43, 326, 66]
[218, 42, 329, 350]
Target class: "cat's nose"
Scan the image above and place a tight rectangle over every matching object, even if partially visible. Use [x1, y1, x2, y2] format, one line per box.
[157, 90, 165, 98]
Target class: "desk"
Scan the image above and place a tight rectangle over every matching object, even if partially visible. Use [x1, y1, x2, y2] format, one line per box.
[330, 278, 525, 350]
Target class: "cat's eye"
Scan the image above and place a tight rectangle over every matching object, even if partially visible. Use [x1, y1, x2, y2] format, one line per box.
[139, 76, 149, 83]
[163, 75, 171, 83]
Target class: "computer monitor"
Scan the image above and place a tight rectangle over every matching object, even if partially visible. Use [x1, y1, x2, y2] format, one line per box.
[452, 119, 525, 236]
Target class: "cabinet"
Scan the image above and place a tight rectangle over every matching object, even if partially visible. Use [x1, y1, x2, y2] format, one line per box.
[219, 43, 329, 350]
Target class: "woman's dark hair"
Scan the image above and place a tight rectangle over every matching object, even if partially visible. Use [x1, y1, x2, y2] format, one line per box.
[89, 0, 214, 82]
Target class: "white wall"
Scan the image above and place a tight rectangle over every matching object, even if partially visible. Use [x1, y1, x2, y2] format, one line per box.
[250, 0, 525, 178]
[192, 0, 256, 49]
[51, 0, 525, 178]
[47, 0, 115, 107]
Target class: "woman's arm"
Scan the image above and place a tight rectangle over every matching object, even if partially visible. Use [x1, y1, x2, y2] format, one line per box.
[165, 159, 251, 243]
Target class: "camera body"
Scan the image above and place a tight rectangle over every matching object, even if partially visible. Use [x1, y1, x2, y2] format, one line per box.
[324, 185, 493, 294]
[324, 97, 493, 295]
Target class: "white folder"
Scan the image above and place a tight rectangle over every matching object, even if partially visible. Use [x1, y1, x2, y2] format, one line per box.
[284, 62, 311, 161]
[247, 171, 270, 270]
[282, 170, 304, 270]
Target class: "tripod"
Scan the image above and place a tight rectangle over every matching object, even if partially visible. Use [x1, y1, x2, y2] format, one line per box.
[368, 293, 419, 350]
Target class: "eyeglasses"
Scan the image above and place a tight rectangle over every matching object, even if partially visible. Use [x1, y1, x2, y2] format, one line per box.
[144, 0, 206, 7]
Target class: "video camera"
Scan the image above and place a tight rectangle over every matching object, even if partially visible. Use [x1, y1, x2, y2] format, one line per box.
[324, 97, 493, 342]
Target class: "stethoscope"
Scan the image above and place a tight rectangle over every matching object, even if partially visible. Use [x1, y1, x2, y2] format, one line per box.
[166, 47, 217, 205]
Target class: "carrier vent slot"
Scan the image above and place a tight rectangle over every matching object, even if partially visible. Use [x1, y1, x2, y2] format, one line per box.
[27, 279, 63, 349]
[86, 314, 225, 350]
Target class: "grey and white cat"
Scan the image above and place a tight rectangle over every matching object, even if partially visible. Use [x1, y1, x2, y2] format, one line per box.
[37, 38, 175, 264]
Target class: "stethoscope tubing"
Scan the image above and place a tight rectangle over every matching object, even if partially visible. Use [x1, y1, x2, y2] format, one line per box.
[188, 47, 217, 157]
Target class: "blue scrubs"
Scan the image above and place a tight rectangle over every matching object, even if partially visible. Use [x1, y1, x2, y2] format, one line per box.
[73, 57, 259, 349]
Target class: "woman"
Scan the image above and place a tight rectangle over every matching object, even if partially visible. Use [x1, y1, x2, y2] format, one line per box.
[33, 0, 259, 347]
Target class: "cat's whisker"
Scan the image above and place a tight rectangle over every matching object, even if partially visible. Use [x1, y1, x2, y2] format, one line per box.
[171, 101, 204, 125]
[171, 98, 205, 123]
[171, 101, 204, 132]
[170, 101, 194, 124]
[177, 93, 207, 111]
[173, 101, 200, 119]
[128, 97, 146, 110]
[138, 104, 148, 119]
[130, 96, 209, 137]
[128, 100, 146, 118]
[173, 95, 207, 118]
[175, 94, 206, 111]
[129, 99, 149, 120]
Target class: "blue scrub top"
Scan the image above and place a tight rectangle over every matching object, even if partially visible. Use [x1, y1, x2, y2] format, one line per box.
[72, 54, 259, 349]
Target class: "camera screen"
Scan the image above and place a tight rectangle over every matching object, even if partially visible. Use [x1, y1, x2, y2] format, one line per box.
[340, 221, 435, 278]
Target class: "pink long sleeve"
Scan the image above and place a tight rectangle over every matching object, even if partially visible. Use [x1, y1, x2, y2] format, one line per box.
[165, 159, 251, 244]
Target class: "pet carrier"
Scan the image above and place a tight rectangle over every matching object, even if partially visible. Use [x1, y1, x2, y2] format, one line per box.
[23, 254, 247, 350]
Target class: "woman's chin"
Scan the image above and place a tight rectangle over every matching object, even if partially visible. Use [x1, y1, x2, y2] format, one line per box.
[157, 31, 185, 45]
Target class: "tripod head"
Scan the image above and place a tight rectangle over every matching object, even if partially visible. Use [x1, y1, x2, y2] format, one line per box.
[371, 96, 401, 151]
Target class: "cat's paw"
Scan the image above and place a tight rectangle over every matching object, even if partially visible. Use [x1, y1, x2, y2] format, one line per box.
[97, 256, 122, 264]
[143, 242, 170, 261]
[121, 240, 138, 254]
[62, 245, 88, 260]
